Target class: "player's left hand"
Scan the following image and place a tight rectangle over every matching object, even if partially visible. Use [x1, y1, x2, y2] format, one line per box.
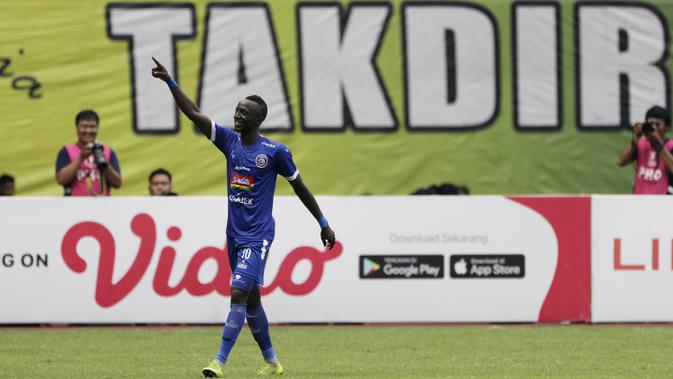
[321, 226, 335, 249]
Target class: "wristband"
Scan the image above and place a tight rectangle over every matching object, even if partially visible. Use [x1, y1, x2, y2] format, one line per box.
[318, 216, 329, 229]
[167, 78, 178, 89]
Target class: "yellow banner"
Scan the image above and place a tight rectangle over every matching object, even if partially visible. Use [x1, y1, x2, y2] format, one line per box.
[1, 0, 667, 195]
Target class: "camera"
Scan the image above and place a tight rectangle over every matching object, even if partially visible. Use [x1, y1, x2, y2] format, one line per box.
[91, 141, 108, 169]
[642, 121, 657, 134]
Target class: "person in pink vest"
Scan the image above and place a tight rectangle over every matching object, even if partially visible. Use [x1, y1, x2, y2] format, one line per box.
[55, 110, 122, 196]
[618, 105, 673, 194]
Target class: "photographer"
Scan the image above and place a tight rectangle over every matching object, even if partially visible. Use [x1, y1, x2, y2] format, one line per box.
[55, 109, 122, 196]
[617, 105, 673, 194]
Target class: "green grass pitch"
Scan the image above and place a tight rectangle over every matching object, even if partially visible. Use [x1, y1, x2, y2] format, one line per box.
[2, 324, 673, 378]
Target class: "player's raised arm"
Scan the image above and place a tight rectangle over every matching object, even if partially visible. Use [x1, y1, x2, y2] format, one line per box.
[151, 57, 212, 138]
[288, 174, 336, 249]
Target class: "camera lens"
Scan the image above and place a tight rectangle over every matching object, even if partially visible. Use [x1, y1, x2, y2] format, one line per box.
[643, 122, 655, 134]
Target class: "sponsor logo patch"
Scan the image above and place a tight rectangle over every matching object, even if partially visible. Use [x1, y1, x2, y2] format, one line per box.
[228, 195, 253, 205]
[230, 172, 254, 190]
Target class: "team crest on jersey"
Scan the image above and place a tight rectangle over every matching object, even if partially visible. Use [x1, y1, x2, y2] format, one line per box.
[231, 172, 255, 190]
[256, 154, 268, 168]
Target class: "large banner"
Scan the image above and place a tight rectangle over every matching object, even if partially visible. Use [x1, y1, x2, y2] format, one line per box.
[0, 196, 590, 323]
[592, 196, 673, 322]
[2, 0, 673, 195]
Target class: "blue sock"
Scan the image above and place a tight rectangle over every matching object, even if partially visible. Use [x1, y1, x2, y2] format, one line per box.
[247, 305, 276, 361]
[215, 303, 247, 364]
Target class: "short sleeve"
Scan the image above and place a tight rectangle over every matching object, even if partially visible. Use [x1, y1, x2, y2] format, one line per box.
[210, 120, 238, 157]
[109, 149, 121, 173]
[666, 139, 673, 153]
[276, 145, 299, 181]
[55, 147, 70, 173]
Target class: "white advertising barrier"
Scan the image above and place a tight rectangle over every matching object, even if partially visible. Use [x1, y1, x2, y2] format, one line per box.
[0, 197, 559, 323]
[592, 196, 673, 322]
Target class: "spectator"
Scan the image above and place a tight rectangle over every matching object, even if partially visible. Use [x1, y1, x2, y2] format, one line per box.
[617, 105, 673, 194]
[55, 110, 122, 196]
[456, 185, 470, 195]
[411, 182, 469, 195]
[148, 168, 177, 196]
[0, 174, 15, 196]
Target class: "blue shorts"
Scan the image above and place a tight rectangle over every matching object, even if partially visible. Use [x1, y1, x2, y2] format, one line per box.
[227, 236, 272, 292]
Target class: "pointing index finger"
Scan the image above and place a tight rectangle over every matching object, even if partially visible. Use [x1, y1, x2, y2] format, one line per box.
[151, 56, 161, 66]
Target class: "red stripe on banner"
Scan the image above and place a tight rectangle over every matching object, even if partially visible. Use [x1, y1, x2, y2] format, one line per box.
[509, 196, 591, 322]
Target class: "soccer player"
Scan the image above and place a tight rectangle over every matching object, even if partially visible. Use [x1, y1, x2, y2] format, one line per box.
[151, 57, 336, 377]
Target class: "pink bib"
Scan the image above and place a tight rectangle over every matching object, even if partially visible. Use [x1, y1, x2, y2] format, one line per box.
[633, 137, 673, 194]
[64, 143, 112, 196]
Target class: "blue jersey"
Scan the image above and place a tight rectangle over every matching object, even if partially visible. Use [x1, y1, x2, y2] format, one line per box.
[210, 120, 298, 240]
